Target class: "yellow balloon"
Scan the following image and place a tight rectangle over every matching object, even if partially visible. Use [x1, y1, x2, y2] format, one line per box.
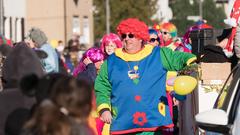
[173, 76, 197, 95]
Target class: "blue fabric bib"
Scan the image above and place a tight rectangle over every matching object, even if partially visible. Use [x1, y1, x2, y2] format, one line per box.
[107, 47, 173, 133]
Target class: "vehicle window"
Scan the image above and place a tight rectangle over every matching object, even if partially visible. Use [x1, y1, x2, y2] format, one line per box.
[215, 66, 238, 109]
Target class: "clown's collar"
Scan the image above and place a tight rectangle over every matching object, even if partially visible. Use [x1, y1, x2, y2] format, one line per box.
[115, 44, 154, 61]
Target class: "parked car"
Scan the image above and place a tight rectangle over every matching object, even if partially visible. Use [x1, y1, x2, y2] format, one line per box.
[195, 64, 240, 135]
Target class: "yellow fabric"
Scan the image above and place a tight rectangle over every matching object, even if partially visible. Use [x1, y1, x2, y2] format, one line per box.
[115, 45, 154, 61]
[97, 103, 111, 114]
[89, 110, 110, 135]
[186, 57, 197, 65]
[166, 71, 178, 92]
[102, 124, 110, 135]
[158, 102, 166, 116]
[90, 110, 98, 118]
[50, 39, 58, 48]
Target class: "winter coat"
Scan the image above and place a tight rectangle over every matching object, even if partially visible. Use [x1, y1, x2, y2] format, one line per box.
[0, 42, 44, 135]
[200, 45, 230, 63]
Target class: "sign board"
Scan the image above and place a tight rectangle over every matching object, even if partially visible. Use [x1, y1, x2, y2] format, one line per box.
[187, 16, 201, 21]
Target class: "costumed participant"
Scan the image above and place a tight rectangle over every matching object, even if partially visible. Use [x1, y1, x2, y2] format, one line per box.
[154, 22, 191, 53]
[223, 0, 240, 61]
[73, 47, 105, 135]
[155, 22, 178, 50]
[94, 18, 196, 135]
[99, 33, 122, 135]
[177, 27, 193, 53]
[148, 29, 160, 47]
[155, 23, 191, 134]
[100, 33, 122, 57]
[73, 47, 105, 80]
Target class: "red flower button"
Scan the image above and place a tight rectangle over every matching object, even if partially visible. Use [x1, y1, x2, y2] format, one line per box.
[133, 112, 148, 126]
[135, 95, 141, 102]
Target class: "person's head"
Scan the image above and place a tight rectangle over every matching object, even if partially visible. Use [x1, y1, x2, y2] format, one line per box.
[159, 22, 177, 42]
[148, 29, 160, 46]
[23, 76, 93, 135]
[68, 39, 80, 52]
[72, 33, 80, 41]
[50, 76, 92, 120]
[25, 27, 48, 48]
[20, 73, 66, 104]
[73, 47, 105, 76]
[117, 18, 149, 54]
[100, 33, 122, 55]
[56, 40, 65, 53]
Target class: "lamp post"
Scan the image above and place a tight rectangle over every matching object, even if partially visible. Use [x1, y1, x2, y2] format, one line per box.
[0, 0, 4, 34]
[106, 0, 110, 34]
[199, 0, 203, 20]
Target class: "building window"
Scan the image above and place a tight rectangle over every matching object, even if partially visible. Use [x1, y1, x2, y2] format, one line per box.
[72, 15, 80, 34]
[80, 16, 90, 45]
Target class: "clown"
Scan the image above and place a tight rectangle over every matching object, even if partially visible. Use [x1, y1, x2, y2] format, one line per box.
[94, 18, 196, 135]
[148, 29, 161, 47]
[156, 22, 178, 50]
[73, 47, 106, 135]
[73, 47, 105, 79]
[100, 33, 122, 57]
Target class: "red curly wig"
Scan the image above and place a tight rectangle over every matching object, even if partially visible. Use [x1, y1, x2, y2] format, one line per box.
[116, 18, 149, 41]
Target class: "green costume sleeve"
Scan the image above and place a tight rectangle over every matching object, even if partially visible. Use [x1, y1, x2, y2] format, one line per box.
[160, 47, 196, 71]
[94, 60, 112, 113]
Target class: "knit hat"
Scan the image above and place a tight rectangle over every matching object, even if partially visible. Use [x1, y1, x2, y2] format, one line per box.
[27, 27, 48, 47]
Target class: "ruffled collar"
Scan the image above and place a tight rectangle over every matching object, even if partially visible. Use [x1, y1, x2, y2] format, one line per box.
[115, 45, 154, 61]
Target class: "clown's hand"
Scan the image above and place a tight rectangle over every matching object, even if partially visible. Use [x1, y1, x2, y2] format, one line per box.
[100, 110, 112, 124]
[179, 63, 198, 76]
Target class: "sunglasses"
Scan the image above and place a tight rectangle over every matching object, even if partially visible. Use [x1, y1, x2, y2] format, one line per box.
[149, 38, 160, 43]
[121, 33, 134, 39]
[161, 31, 169, 35]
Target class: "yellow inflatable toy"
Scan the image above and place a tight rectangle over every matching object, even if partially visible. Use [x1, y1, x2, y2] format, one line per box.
[173, 76, 197, 95]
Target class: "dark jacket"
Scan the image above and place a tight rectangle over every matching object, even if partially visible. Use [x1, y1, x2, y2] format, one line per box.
[0, 42, 44, 135]
[77, 63, 97, 85]
[0, 88, 35, 135]
[200, 45, 230, 63]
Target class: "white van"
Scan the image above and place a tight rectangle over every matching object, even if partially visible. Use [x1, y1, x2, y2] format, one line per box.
[195, 64, 240, 135]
